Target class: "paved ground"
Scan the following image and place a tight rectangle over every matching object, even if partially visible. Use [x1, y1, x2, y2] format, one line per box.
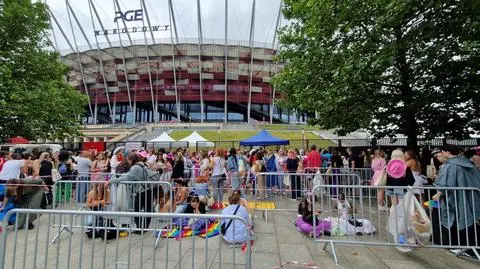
[2, 201, 479, 268]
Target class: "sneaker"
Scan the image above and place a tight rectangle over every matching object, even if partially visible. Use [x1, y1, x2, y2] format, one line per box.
[378, 205, 389, 211]
[396, 246, 413, 253]
[450, 249, 463, 255]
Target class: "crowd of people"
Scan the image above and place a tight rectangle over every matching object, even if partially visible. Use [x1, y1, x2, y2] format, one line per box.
[0, 144, 479, 251]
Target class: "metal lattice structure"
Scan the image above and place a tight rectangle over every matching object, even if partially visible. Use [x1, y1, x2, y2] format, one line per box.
[46, 0, 306, 124]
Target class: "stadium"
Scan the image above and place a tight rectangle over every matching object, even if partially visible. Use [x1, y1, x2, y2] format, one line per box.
[47, 0, 308, 124]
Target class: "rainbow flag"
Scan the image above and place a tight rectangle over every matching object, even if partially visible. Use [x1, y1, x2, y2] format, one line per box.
[159, 220, 220, 239]
[198, 220, 220, 239]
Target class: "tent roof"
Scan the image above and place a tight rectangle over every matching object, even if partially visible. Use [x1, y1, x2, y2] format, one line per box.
[150, 132, 175, 142]
[239, 130, 289, 146]
[179, 131, 214, 147]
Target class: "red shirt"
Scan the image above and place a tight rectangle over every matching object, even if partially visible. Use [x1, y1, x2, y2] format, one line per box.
[307, 150, 321, 169]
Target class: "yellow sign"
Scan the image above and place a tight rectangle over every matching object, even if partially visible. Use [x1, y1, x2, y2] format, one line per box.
[249, 202, 276, 209]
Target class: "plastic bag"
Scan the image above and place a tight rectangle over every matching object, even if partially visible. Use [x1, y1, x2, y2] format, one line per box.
[313, 170, 326, 197]
[404, 189, 432, 245]
[115, 184, 129, 211]
[388, 197, 410, 245]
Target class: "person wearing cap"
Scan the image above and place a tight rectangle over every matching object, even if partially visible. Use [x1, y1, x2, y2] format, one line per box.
[385, 149, 415, 205]
[432, 145, 480, 258]
[110, 147, 125, 175]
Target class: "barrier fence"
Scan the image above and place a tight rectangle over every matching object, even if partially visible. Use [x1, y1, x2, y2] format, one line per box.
[51, 178, 173, 246]
[0, 209, 253, 269]
[310, 184, 480, 265]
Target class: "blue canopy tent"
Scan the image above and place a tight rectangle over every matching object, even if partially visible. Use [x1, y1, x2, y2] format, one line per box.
[239, 130, 289, 146]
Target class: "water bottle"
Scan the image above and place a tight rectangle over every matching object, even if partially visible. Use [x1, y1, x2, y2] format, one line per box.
[398, 233, 406, 244]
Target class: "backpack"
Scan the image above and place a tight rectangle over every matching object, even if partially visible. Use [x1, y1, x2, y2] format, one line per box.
[184, 158, 193, 178]
[138, 164, 160, 181]
[257, 160, 266, 173]
[58, 163, 67, 175]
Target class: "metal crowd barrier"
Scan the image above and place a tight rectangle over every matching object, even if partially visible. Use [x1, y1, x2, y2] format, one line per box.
[250, 172, 362, 222]
[305, 167, 374, 184]
[310, 184, 480, 265]
[51, 179, 173, 247]
[0, 209, 253, 269]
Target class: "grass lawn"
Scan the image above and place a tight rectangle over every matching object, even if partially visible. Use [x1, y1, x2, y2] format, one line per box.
[170, 130, 320, 141]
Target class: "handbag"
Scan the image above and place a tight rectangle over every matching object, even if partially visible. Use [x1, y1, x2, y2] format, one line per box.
[374, 169, 387, 186]
[221, 205, 240, 235]
[51, 169, 62, 182]
[207, 194, 215, 208]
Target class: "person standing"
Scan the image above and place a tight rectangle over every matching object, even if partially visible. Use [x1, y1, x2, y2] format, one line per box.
[286, 150, 301, 200]
[0, 153, 27, 183]
[371, 150, 387, 210]
[109, 152, 154, 234]
[210, 148, 226, 208]
[75, 151, 92, 204]
[227, 148, 241, 190]
[433, 145, 480, 258]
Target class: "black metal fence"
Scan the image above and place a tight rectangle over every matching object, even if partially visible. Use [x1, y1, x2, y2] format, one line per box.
[23, 137, 480, 153]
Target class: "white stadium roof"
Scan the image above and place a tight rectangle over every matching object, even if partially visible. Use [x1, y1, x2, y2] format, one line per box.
[46, 0, 284, 55]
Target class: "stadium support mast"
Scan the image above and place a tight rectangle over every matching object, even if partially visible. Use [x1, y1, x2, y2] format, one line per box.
[223, 0, 228, 123]
[141, 0, 160, 122]
[270, 0, 282, 124]
[65, 0, 92, 50]
[168, 0, 181, 121]
[86, 0, 114, 124]
[197, 0, 204, 122]
[139, 0, 156, 123]
[104, 0, 134, 123]
[64, 0, 95, 123]
[247, 0, 256, 124]
[48, 1, 93, 121]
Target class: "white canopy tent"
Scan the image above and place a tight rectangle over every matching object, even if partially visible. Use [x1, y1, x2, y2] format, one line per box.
[150, 132, 176, 142]
[179, 131, 215, 147]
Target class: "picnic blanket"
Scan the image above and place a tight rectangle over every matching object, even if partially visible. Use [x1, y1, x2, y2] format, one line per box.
[159, 219, 220, 239]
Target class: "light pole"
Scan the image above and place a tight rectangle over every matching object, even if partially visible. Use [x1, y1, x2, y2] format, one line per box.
[302, 128, 305, 149]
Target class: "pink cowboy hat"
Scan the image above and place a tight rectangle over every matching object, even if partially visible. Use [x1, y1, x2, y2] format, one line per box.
[138, 151, 150, 159]
[386, 159, 407, 179]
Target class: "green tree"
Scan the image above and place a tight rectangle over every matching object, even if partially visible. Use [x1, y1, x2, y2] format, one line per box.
[0, 0, 87, 143]
[274, 0, 480, 149]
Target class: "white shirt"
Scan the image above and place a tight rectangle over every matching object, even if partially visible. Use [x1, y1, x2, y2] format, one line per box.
[0, 160, 25, 180]
[212, 157, 225, 176]
[147, 155, 157, 164]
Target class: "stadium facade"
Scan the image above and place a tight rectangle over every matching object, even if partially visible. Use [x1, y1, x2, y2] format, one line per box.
[47, 0, 309, 124]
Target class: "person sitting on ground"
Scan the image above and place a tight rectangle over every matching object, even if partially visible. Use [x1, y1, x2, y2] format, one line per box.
[1, 178, 45, 230]
[174, 179, 189, 213]
[171, 192, 207, 229]
[87, 183, 110, 211]
[329, 193, 376, 236]
[220, 192, 252, 245]
[0, 179, 20, 224]
[85, 183, 110, 235]
[184, 193, 209, 231]
[156, 190, 175, 213]
[295, 195, 331, 237]
[231, 189, 249, 209]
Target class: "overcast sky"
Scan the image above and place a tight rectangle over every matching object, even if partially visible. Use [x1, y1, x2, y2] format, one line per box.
[45, 0, 283, 54]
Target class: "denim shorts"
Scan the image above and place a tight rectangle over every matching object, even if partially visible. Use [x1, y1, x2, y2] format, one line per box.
[385, 188, 406, 197]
